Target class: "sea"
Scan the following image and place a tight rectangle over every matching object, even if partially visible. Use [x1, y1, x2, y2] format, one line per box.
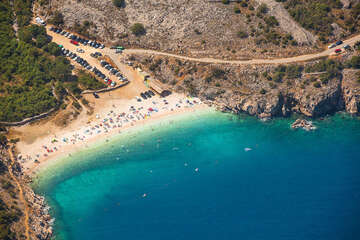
[33, 109, 360, 240]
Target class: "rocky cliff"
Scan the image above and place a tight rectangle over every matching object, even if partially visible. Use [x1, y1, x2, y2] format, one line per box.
[127, 53, 360, 119]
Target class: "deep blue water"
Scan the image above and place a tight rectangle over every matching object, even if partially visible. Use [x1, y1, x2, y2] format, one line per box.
[34, 111, 360, 240]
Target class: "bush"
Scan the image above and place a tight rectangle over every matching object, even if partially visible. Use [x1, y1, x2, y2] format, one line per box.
[234, 6, 241, 13]
[347, 56, 360, 69]
[222, 0, 230, 4]
[237, 31, 248, 38]
[313, 82, 321, 88]
[260, 88, 267, 94]
[257, 3, 268, 15]
[264, 16, 279, 27]
[49, 11, 64, 26]
[113, 0, 125, 8]
[273, 72, 285, 82]
[211, 68, 226, 78]
[130, 23, 146, 36]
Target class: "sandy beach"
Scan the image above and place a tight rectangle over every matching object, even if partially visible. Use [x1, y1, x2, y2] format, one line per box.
[12, 92, 208, 175]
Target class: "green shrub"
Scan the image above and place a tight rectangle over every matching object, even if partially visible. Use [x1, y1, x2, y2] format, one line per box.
[257, 3, 268, 14]
[130, 23, 146, 36]
[234, 6, 241, 13]
[237, 31, 248, 38]
[347, 56, 360, 69]
[113, 0, 125, 8]
[49, 11, 64, 26]
[313, 82, 321, 88]
[222, 0, 230, 4]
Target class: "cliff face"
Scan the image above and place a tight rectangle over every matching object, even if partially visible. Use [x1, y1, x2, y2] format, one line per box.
[342, 69, 360, 114]
[217, 75, 358, 119]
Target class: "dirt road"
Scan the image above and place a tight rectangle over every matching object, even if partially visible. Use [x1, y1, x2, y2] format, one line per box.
[122, 34, 360, 65]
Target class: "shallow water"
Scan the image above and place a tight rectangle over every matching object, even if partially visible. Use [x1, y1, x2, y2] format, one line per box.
[34, 111, 360, 240]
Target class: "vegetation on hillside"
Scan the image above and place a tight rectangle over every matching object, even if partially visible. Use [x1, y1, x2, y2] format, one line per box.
[284, 0, 360, 41]
[0, 0, 105, 122]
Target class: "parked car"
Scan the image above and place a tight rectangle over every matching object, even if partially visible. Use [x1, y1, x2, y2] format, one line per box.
[343, 44, 351, 50]
[335, 49, 342, 53]
[144, 91, 152, 98]
[76, 48, 85, 53]
[95, 52, 102, 57]
[93, 92, 99, 98]
[328, 43, 336, 49]
[148, 90, 155, 96]
[140, 92, 147, 100]
[336, 40, 343, 46]
[70, 40, 79, 45]
[110, 81, 116, 87]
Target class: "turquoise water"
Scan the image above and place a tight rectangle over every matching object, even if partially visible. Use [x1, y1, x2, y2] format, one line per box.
[34, 110, 360, 240]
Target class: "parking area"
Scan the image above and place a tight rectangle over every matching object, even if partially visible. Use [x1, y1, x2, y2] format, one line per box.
[48, 26, 127, 88]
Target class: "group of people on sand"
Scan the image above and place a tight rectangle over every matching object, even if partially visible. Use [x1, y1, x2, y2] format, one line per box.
[21, 96, 202, 165]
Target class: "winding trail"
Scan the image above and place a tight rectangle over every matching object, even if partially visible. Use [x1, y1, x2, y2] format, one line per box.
[7, 146, 31, 240]
[122, 34, 360, 65]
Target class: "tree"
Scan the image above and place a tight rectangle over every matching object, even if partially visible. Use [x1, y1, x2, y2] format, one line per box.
[36, 34, 48, 48]
[130, 23, 146, 36]
[46, 42, 62, 56]
[18, 28, 32, 43]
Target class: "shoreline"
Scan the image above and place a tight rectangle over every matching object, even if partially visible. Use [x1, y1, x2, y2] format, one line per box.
[14, 93, 210, 177]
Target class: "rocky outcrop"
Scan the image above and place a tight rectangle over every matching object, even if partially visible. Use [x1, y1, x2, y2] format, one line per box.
[291, 119, 316, 131]
[293, 78, 343, 117]
[220, 93, 283, 119]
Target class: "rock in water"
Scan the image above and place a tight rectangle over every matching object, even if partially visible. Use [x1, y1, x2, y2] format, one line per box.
[291, 119, 316, 131]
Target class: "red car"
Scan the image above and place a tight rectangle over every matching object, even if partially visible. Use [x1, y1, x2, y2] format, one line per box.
[70, 40, 79, 45]
[335, 49, 342, 53]
[107, 79, 112, 85]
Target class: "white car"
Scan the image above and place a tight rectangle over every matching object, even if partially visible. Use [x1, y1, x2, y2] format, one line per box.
[328, 43, 336, 49]
[110, 81, 116, 87]
[76, 48, 85, 53]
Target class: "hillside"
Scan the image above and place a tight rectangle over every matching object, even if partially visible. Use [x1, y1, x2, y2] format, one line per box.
[39, 0, 320, 59]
